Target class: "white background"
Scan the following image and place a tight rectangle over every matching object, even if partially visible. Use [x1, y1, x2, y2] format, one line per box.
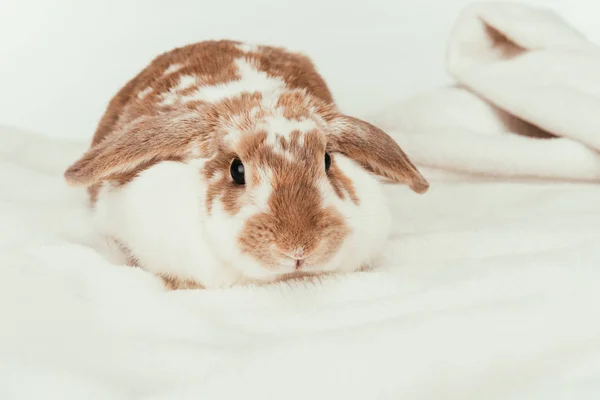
[0, 0, 597, 140]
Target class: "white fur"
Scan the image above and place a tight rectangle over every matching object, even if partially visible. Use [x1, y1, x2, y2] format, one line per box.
[176, 75, 198, 90]
[159, 93, 178, 107]
[163, 63, 183, 75]
[180, 58, 285, 105]
[224, 111, 319, 159]
[221, 114, 248, 146]
[270, 134, 292, 159]
[261, 114, 317, 139]
[137, 86, 153, 100]
[319, 155, 392, 272]
[94, 151, 391, 288]
[249, 167, 273, 211]
[93, 161, 244, 288]
[236, 43, 259, 53]
[158, 75, 198, 106]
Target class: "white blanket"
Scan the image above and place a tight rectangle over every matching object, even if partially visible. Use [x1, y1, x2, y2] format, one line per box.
[2, 2, 600, 399]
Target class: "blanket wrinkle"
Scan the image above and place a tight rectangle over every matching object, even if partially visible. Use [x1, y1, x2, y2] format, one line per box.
[2, 1, 600, 399]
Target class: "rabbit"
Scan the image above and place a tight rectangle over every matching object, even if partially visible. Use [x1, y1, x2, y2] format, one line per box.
[64, 40, 429, 289]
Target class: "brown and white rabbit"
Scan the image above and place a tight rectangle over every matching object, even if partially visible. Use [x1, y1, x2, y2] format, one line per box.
[64, 40, 429, 289]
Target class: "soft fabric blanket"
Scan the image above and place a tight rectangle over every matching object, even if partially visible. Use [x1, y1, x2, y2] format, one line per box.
[2, 1, 600, 399]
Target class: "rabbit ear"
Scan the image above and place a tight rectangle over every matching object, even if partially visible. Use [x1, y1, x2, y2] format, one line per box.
[327, 115, 429, 194]
[64, 113, 209, 187]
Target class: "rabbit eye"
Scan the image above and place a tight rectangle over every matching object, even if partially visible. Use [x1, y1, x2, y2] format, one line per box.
[230, 158, 245, 185]
[325, 152, 331, 173]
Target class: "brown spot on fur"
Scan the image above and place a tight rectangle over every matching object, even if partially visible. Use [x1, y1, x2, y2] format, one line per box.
[88, 184, 101, 205]
[277, 135, 289, 152]
[328, 161, 360, 205]
[203, 151, 245, 215]
[159, 274, 205, 290]
[251, 46, 334, 104]
[276, 91, 311, 120]
[328, 115, 429, 194]
[287, 130, 304, 151]
[113, 239, 203, 290]
[106, 155, 185, 187]
[214, 92, 262, 116]
[203, 91, 263, 136]
[92, 40, 245, 146]
[64, 113, 209, 190]
[114, 239, 139, 267]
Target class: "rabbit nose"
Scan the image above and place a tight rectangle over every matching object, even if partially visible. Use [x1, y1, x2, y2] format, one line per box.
[279, 247, 306, 260]
[278, 247, 312, 269]
[291, 248, 305, 259]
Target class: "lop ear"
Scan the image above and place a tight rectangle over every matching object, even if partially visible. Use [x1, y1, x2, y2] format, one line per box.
[328, 115, 429, 194]
[64, 113, 208, 187]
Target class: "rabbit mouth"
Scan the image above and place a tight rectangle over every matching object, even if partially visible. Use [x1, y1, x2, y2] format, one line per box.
[272, 269, 330, 285]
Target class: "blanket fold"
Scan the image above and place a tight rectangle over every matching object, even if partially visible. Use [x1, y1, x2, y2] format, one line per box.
[374, 1, 600, 183]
